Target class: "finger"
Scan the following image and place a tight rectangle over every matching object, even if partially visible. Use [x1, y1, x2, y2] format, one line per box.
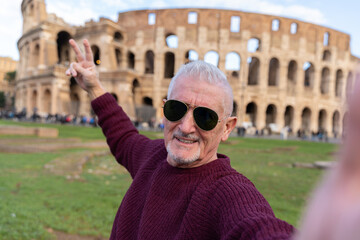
[83, 39, 94, 62]
[69, 39, 85, 62]
[72, 62, 86, 76]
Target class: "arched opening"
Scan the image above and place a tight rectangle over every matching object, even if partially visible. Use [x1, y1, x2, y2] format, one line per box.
[301, 107, 311, 131]
[115, 48, 121, 67]
[127, 51, 135, 69]
[225, 52, 240, 71]
[111, 93, 118, 103]
[43, 89, 51, 113]
[322, 50, 331, 61]
[332, 111, 340, 138]
[246, 102, 257, 127]
[343, 112, 348, 138]
[318, 109, 327, 132]
[287, 60, 297, 83]
[232, 101, 238, 117]
[31, 90, 37, 112]
[247, 38, 261, 53]
[247, 57, 260, 85]
[132, 79, 141, 106]
[114, 32, 124, 42]
[304, 62, 315, 88]
[323, 32, 330, 46]
[335, 69, 343, 97]
[165, 34, 178, 48]
[272, 19, 280, 31]
[70, 77, 80, 116]
[91, 45, 101, 65]
[268, 58, 280, 86]
[185, 50, 199, 63]
[284, 106, 294, 128]
[145, 50, 155, 74]
[164, 52, 175, 78]
[290, 23, 298, 34]
[320, 67, 330, 94]
[230, 16, 241, 32]
[56, 31, 71, 64]
[135, 97, 156, 123]
[188, 12, 198, 24]
[266, 104, 277, 126]
[204, 51, 219, 67]
[346, 72, 353, 98]
[33, 44, 40, 67]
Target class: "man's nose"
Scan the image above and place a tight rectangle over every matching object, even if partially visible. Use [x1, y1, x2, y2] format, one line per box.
[178, 110, 196, 133]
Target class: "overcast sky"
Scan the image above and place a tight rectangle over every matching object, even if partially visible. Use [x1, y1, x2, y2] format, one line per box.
[1, 0, 359, 60]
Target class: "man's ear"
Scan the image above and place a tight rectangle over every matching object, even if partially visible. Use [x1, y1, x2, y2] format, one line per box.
[221, 117, 237, 142]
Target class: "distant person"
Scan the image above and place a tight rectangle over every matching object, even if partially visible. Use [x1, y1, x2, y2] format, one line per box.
[67, 39, 360, 240]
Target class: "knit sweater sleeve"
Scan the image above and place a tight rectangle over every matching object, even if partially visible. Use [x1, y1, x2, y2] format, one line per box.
[210, 175, 294, 240]
[91, 93, 157, 178]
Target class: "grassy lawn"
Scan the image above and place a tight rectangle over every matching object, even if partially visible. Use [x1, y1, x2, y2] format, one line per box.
[0, 120, 338, 239]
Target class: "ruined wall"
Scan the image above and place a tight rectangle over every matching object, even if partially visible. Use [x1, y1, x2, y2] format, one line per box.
[16, 3, 360, 137]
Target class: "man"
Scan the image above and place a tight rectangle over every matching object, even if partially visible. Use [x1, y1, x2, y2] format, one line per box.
[66, 39, 360, 240]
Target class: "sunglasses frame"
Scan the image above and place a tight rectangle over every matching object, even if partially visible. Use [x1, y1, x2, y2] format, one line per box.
[162, 99, 227, 131]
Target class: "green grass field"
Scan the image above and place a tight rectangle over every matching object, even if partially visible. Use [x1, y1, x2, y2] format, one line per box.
[0, 120, 338, 239]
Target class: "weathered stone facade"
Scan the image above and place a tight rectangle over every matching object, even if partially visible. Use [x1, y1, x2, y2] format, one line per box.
[17, 0, 360, 136]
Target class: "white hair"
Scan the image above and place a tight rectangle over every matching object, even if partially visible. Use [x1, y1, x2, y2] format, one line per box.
[167, 60, 234, 115]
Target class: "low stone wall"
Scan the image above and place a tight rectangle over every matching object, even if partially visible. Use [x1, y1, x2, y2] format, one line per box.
[0, 125, 59, 138]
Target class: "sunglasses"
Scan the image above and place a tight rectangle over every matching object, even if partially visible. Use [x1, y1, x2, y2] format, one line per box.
[163, 99, 223, 131]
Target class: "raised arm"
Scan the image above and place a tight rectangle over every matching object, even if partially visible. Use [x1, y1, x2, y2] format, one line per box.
[65, 39, 106, 100]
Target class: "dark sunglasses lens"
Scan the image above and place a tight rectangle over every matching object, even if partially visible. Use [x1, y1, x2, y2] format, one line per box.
[194, 107, 219, 131]
[164, 100, 188, 121]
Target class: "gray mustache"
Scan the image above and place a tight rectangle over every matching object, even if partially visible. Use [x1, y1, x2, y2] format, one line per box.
[173, 131, 199, 141]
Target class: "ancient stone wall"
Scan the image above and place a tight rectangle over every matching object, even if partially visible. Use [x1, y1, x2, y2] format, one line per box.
[16, 1, 360, 137]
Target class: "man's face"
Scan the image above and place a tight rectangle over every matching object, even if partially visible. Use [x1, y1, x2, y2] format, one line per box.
[163, 76, 235, 168]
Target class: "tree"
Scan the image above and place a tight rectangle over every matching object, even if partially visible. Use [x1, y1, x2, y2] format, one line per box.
[5, 71, 16, 83]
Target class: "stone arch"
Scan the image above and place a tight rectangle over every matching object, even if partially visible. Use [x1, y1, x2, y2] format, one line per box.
[111, 93, 118, 103]
[247, 38, 261, 53]
[114, 31, 124, 42]
[304, 62, 315, 88]
[323, 32, 330, 46]
[335, 69, 343, 97]
[91, 45, 101, 65]
[346, 72, 353, 97]
[284, 105, 294, 128]
[145, 50, 155, 74]
[164, 52, 175, 78]
[225, 52, 241, 71]
[132, 78, 141, 106]
[33, 44, 40, 67]
[56, 31, 71, 64]
[185, 50, 199, 63]
[31, 89, 37, 112]
[322, 50, 331, 61]
[287, 60, 297, 83]
[320, 67, 330, 94]
[115, 48, 122, 67]
[266, 104, 277, 126]
[204, 51, 219, 67]
[343, 112, 349, 137]
[246, 102, 257, 127]
[318, 109, 327, 132]
[247, 57, 260, 85]
[301, 107, 311, 131]
[290, 23, 298, 34]
[229, 101, 237, 117]
[127, 51, 135, 69]
[268, 58, 280, 86]
[332, 110, 340, 137]
[70, 77, 80, 116]
[272, 19, 280, 31]
[43, 89, 51, 113]
[165, 33, 178, 48]
[136, 97, 156, 123]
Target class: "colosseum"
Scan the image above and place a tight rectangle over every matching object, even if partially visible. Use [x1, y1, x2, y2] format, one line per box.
[16, 0, 360, 137]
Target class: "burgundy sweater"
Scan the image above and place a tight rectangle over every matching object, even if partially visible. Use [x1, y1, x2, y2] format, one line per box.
[92, 93, 294, 240]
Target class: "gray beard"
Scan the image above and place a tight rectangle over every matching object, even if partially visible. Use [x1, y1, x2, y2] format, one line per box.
[166, 141, 201, 167]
